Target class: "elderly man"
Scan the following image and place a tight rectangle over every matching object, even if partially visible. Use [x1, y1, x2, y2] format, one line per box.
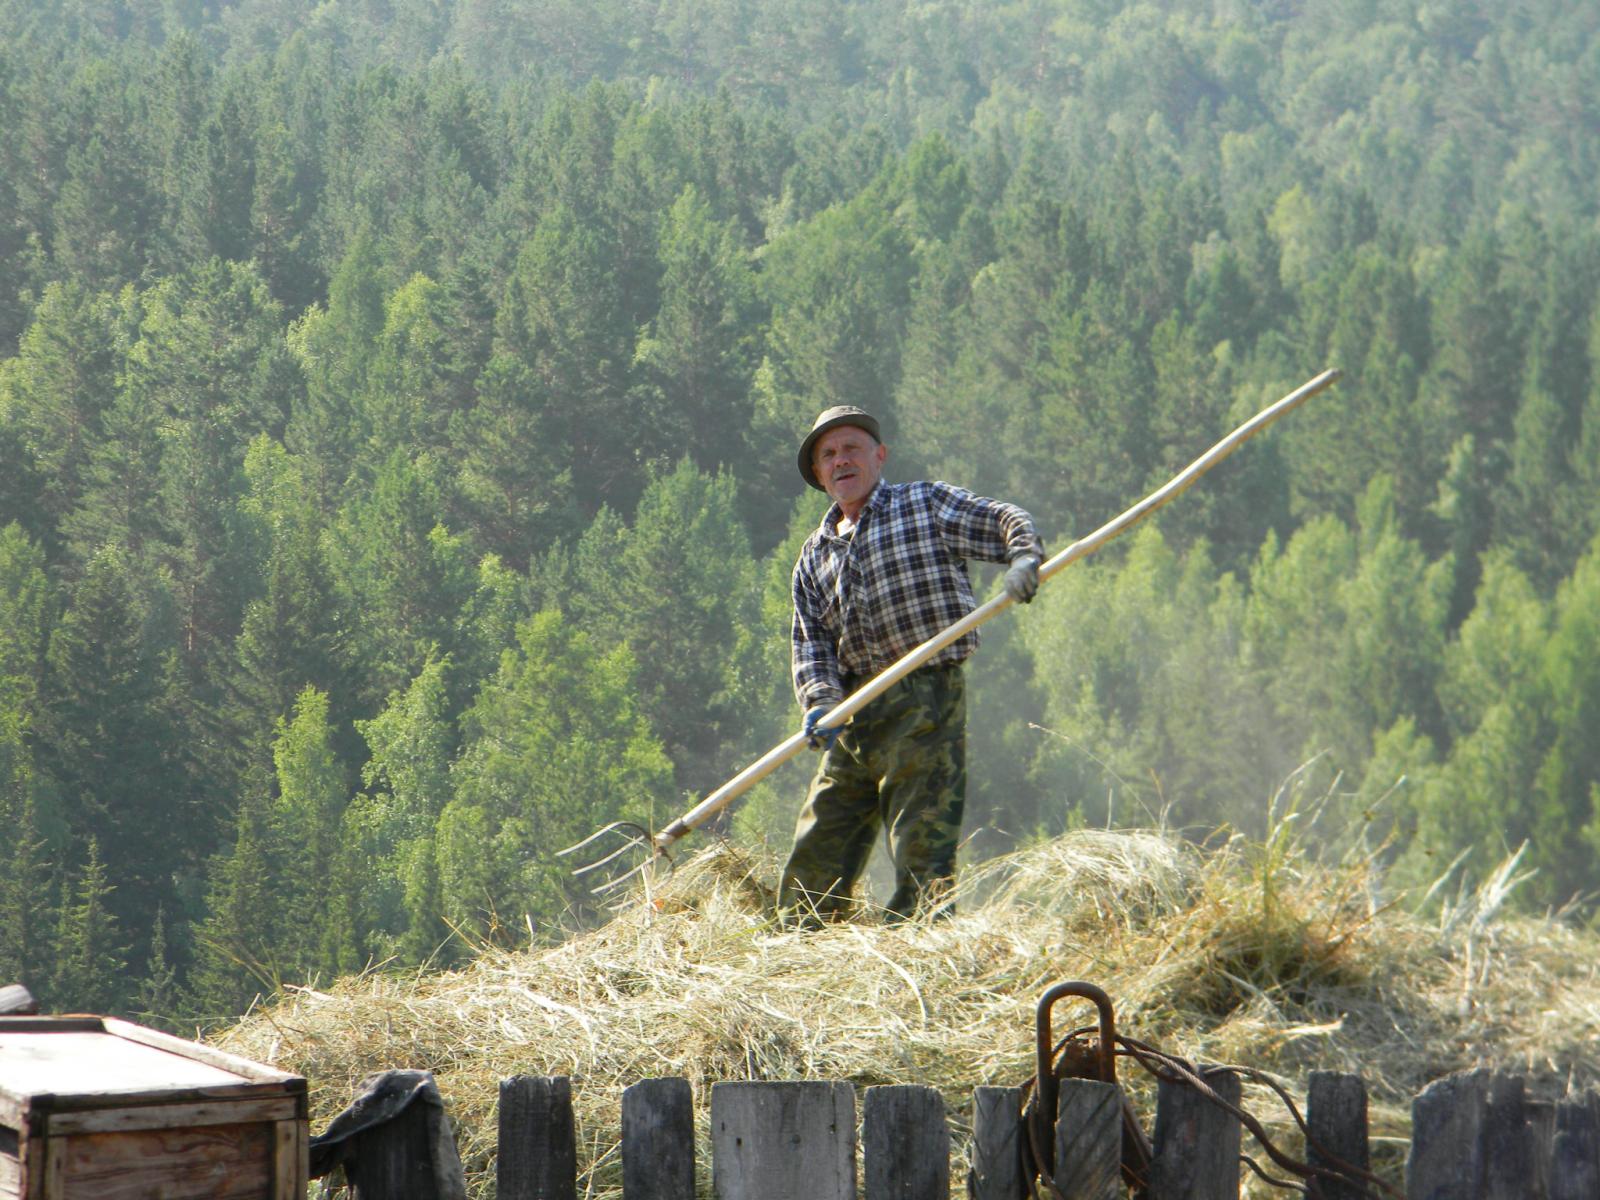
[780, 405, 1044, 923]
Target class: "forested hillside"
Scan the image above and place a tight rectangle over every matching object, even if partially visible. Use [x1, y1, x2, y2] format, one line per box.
[2, 0, 1598, 1025]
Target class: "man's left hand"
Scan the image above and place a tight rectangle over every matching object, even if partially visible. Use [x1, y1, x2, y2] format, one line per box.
[1003, 554, 1041, 604]
[803, 705, 841, 751]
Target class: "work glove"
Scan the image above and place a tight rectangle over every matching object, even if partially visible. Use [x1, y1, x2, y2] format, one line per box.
[803, 705, 841, 752]
[1003, 553, 1041, 604]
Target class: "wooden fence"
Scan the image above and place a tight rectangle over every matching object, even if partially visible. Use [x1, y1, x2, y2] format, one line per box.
[317, 1067, 1600, 1200]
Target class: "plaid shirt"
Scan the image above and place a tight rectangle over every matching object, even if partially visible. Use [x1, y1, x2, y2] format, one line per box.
[791, 480, 1043, 710]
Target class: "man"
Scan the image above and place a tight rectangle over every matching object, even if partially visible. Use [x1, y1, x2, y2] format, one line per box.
[780, 405, 1044, 923]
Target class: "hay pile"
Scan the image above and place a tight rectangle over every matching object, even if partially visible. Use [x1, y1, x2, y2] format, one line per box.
[215, 830, 1600, 1196]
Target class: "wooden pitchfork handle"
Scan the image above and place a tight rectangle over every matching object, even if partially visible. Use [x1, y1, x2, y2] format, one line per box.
[645, 368, 1341, 861]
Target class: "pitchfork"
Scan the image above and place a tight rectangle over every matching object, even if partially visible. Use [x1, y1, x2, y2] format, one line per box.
[561, 368, 1342, 894]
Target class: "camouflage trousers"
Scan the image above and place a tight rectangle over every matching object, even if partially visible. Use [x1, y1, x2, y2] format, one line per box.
[778, 663, 966, 923]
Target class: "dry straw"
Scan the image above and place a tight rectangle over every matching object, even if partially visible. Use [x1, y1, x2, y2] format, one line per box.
[217, 829, 1600, 1197]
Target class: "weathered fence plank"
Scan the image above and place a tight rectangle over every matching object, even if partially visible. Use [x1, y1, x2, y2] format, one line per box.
[1148, 1063, 1241, 1200]
[498, 1075, 577, 1200]
[342, 1099, 437, 1199]
[1052, 1078, 1120, 1200]
[622, 1077, 695, 1200]
[1528, 1099, 1555, 1200]
[1305, 1071, 1368, 1200]
[1407, 1069, 1486, 1200]
[968, 1086, 1025, 1200]
[1548, 1092, 1600, 1200]
[864, 1084, 949, 1200]
[711, 1080, 855, 1200]
[309, 1069, 465, 1200]
[1481, 1073, 1533, 1200]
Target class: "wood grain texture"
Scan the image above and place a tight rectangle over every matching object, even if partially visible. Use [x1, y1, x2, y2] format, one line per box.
[1305, 1071, 1367, 1200]
[1407, 1069, 1487, 1200]
[1480, 1073, 1532, 1200]
[23, 1135, 44, 1200]
[52, 1124, 272, 1200]
[0, 1141, 18, 1200]
[341, 1098, 442, 1200]
[621, 1078, 694, 1200]
[498, 1075, 577, 1200]
[1549, 1094, 1600, 1200]
[271, 1118, 306, 1200]
[43, 1098, 297, 1136]
[1052, 1080, 1120, 1200]
[863, 1084, 947, 1200]
[968, 1086, 1025, 1200]
[711, 1081, 855, 1200]
[1149, 1065, 1241, 1200]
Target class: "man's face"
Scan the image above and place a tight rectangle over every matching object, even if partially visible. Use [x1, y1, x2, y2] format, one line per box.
[811, 424, 887, 511]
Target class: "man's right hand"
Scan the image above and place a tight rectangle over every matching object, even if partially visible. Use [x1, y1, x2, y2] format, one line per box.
[803, 706, 841, 751]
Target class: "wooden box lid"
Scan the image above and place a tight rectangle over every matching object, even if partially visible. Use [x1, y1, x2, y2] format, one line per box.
[0, 1016, 304, 1128]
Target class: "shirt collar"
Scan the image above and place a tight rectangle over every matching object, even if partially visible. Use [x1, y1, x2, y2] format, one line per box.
[821, 480, 890, 537]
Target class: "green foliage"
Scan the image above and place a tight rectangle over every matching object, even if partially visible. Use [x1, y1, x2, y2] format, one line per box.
[192, 791, 280, 1017]
[352, 655, 456, 963]
[270, 686, 355, 979]
[632, 185, 764, 474]
[563, 461, 767, 799]
[4, 0, 1600, 1019]
[0, 795, 54, 998]
[51, 839, 127, 1013]
[0, 523, 50, 704]
[326, 450, 475, 705]
[39, 545, 192, 978]
[1535, 540, 1600, 900]
[441, 609, 671, 945]
[1, 282, 134, 554]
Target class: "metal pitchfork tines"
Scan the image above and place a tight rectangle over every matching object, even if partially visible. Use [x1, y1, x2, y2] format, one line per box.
[557, 821, 662, 894]
[561, 369, 1343, 894]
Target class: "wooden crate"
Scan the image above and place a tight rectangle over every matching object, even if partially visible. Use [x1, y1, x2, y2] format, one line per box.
[0, 1015, 307, 1200]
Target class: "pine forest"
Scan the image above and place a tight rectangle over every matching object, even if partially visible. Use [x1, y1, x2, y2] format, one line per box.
[2, 0, 1600, 1027]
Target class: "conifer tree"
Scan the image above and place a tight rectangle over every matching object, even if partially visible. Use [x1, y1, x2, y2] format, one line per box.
[3, 282, 130, 556]
[1533, 540, 1600, 901]
[229, 438, 348, 789]
[192, 790, 280, 1019]
[40, 545, 190, 981]
[53, 121, 155, 291]
[249, 118, 323, 312]
[1496, 250, 1597, 584]
[270, 686, 352, 981]
[326, 450, 474, 706]
[631, 185, 763, 474]
[0, 522, 50, 705]
[0, 795, 54, 999]
[491, 202, 636, 515]
[1394, 550, 1551, 889]
[570, 461, 766, 799]
[61, 373, 167, 571]
[133, 906, 184, 1031]
[361, 273, 460, 466]
[285, 229, 389, 504]
[450, 352, 580, 572]
[51, 839, 127, 1015]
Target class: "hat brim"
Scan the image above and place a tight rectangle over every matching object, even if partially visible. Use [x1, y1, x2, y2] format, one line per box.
[798, 413, 881, 491]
